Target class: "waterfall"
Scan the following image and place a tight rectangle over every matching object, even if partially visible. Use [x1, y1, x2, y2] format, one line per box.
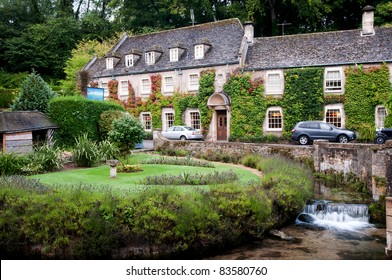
[296, 200, 373, 231]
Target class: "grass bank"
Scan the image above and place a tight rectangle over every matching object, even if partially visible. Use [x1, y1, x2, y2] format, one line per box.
[0, 154, 313, 259]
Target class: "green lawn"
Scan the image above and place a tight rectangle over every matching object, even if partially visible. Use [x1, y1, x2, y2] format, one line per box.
[30, 153, 261, 194]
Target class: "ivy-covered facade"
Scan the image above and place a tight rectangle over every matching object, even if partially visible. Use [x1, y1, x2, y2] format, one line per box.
[85, 6, 392, 142]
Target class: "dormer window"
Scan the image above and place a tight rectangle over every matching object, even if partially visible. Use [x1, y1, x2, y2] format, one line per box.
[194, 45, 204, 59]
[170, 48, 179, 62]
[106, 57, 114, 69]
[125, 54, 134, 67]
[145, 52, 155, 65]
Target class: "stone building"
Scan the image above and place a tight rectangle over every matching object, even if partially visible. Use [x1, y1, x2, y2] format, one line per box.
[85, 6, 392, 141]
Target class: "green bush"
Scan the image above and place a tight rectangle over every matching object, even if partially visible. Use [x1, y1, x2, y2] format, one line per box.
[48, 96, 124, 146]
[241, 154, 262, 168]
[0, 153, 26, 175]
[108, 114, 144, 154]
[73, 134, 100, 167]
[142, 155, 215, 168]
[0, 89, 17, 108]
[99, 110, 125, 140]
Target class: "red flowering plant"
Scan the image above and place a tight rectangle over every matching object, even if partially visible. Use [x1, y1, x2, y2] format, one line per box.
[108, 80, 119, 100]
[150, 74, 162, 96]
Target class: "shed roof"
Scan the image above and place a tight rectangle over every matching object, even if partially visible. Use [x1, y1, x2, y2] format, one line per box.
[0, 111, 58, 134]
[86, 18, 245, 77]
[245, 27, 392, 70]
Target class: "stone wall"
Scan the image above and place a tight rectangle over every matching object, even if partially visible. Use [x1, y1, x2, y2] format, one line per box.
[387, 197, 392, 257]
[154, 131, 392, 200]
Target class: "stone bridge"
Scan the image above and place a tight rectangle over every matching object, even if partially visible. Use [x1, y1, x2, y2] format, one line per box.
[153, 131, 392, 256]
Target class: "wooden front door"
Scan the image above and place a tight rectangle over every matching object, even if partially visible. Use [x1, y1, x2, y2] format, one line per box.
[216, 110, 227, 141]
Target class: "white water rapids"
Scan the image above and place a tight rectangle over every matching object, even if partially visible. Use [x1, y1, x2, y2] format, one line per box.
[296, 201, 373, 231]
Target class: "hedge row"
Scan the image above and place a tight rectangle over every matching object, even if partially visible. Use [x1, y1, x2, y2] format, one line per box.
[48, 96, 124, 146]
[0, 156, 313, 259]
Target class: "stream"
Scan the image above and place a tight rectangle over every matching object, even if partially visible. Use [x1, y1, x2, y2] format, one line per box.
[207, 182, 387, 260]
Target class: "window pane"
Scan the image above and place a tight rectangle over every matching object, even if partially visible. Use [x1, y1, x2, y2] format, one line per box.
[189, 74, 199, 90]
[120, 81, 128, 96]
[142, 79, 151, 94]
[268, 110, 282, 129]
[165, 113, 174, 128]
[266, 73, 282, 93]
[106, 58, 113, 69]
[326, 109, 342, 127]
[145, 52, 155, 65]
[190, 112, 201, 129]
[142, 113, 152, 130]
[376, 107, 387, 128]
[170, 48, 178, 62]
[195, 45, 204, 59]
[164, 76, 174, 93]
[325, 70, 342, 91]
[125, 55, 133, 67]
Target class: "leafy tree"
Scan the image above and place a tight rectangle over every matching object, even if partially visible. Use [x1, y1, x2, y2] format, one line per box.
[375, 1, 392, 26]
[59, 36, 122, 95]
[12, 71, 56, 113]
[108, 114, 144, 153]
[3, 16, 81, 80]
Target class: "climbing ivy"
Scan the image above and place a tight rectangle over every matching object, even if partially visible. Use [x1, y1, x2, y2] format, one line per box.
[224, 73, 266, 139]
[281, 67, 324, 138]
[129, 70, 215, 132]
[345, 64, 391, 140]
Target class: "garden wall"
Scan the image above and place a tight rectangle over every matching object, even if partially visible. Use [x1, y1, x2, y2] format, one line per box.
[154, 131, 392, 200]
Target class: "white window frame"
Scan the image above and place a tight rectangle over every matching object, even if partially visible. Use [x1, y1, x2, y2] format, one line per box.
[140, 112, 152, 131]
[265, 70, 284, 95]
[125, 54, 134, 67]
[325, 67, 344, 93]
[101, 82, 109, 98]
[141, 78, 151, 95]
[324, 104, 345, 128]
[162, 108, 175, 131]
[145, 52, 155, 65]
[170, 48, 179, 62]
[189, 111, 201, 130]
[264, 107, 283, 132]
[106, 57, 113, 69]
[194, 44, 204, 59]
[163, 76, 174, 94]
[375, 105, 388, 128]
[119, 80, 128, 97]
[188, 73, 200, 91]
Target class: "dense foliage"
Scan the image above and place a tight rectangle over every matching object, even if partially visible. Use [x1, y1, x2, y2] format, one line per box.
[0, 155, 313, 259]
[281, 68, 324, 137]
[345, 64, 391, 140]
[48, 96, 125, 146]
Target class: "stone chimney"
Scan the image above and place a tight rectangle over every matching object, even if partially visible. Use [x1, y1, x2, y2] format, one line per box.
[244, 21, 254, 44]
[361, 5, 375, 36]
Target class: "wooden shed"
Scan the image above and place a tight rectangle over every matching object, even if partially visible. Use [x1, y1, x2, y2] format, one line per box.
[0, 111, 58, 154]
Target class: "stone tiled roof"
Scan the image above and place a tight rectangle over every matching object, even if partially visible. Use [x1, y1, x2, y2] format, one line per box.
[245, 27, 392, 70]
[0, 111, 58, 134]
[87, 19, 244, 78]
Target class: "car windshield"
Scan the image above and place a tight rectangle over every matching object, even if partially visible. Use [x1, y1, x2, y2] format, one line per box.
[184, 126, 194, 130]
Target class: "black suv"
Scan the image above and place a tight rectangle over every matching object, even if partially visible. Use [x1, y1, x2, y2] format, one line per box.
[291, 121, 357, 145]
[374, 128, 392, 144]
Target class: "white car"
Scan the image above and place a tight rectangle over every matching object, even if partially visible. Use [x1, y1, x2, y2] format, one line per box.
[162, 126, 203, 140]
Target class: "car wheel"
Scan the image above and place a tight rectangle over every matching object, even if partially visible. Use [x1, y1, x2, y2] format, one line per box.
[375, 136, 386, 144]
[298, 135, 309, 145]
[180, 135, 187, 141]
[338, 135, 349, 143]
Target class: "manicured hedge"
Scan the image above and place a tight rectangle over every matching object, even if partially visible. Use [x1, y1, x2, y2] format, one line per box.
[48, 96, 124, 146]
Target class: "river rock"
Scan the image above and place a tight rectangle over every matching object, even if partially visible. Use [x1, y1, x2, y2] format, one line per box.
[269, 229, 295, 241]
[297, 213, 315, 223]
